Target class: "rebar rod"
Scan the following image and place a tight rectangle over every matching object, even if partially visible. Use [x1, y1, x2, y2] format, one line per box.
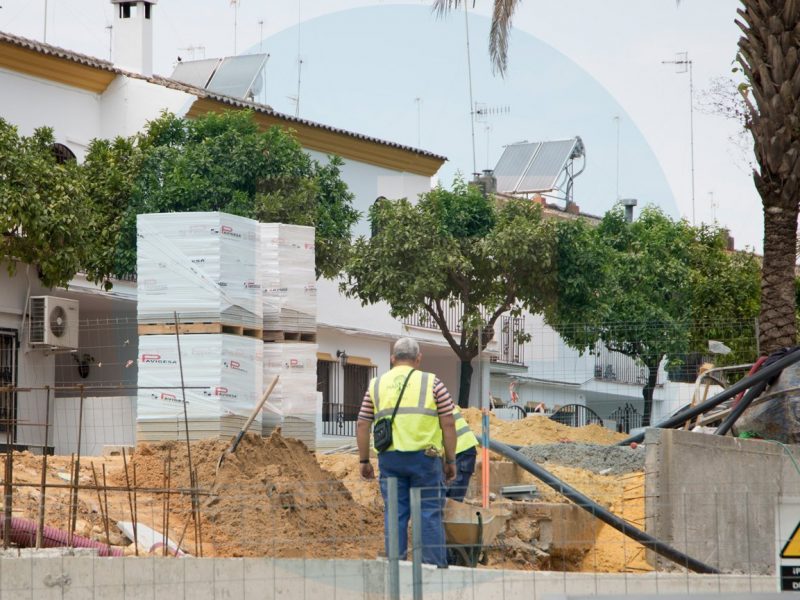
[91, 462, 110, 549]
[35, 385, 51, 549]
[122, 448, 138, 556]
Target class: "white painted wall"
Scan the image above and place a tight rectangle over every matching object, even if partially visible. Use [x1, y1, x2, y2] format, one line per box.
[306, 149, 432, 239]
[98, 76, 195, 140]
[0, 68, 101, 160]
[0, 67, 194, 161]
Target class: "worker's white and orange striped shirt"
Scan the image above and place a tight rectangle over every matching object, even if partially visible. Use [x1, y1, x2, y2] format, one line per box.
[357, 377, 455, 422]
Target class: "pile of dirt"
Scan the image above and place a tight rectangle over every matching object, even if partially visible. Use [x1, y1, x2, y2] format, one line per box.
[316, 453, 382, 510]
[120, 432, 384, 558]
[461, 409, 627, 446]
[579, 472, 651, 572]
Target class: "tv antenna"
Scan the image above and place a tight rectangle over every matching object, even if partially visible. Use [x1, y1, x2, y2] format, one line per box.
[230, 0, 240, 54]
[178, 45, 206, 60]
[105, 25, 112, 61]
[662, 51, 695, 225]
[473, 103, 510, 169]
[414, 97, 422, 147]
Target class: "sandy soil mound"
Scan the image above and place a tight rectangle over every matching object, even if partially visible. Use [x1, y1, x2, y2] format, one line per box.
[123, 432, 384, 558]
[461, 408, 628, 446]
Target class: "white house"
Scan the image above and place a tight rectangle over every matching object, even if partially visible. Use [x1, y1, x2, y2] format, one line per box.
[0, 0, 501, 454]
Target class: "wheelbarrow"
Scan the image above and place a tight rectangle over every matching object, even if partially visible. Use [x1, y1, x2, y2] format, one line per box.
[443, 499, 510, 567]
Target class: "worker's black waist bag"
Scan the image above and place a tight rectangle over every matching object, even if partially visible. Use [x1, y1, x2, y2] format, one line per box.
[373, 369, 415, 453]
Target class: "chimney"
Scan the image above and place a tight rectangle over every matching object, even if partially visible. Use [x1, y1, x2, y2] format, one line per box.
[471, 169, 497, 197]
[621, 198, 638, 223]
[111, 1, 157, 76]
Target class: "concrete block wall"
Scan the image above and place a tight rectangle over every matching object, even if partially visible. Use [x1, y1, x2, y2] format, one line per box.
[0, 555, 776, 599]
[644, 427, 800, 573]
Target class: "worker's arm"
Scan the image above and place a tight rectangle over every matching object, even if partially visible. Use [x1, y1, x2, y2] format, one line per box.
[356, 419, 375, 479]
[439, 412, 457, 482]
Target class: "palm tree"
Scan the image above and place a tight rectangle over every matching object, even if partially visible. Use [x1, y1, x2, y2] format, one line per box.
[435, 0, 800, 354]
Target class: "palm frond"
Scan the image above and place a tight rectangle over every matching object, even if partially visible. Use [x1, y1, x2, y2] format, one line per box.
[489, 0, 521, 76]
[432, 0, 463, 18]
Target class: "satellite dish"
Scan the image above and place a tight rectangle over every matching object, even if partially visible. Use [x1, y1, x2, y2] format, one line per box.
[49, 305, 66, 338]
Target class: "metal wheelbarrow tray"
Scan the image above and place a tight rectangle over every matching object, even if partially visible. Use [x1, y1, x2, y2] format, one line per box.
[443, 499, 511, 567]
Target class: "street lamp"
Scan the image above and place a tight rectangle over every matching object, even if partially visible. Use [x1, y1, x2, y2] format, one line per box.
[662, 52, 695, 226]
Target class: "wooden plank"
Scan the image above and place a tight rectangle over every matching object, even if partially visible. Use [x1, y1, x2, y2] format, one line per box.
[138, 322, 223, 336]
[139, 322, 263, 339]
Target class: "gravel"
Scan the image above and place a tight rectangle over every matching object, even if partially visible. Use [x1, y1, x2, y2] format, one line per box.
[518, 442, 645, 475]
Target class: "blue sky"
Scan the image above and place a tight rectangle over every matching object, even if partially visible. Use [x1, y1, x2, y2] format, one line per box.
[0, 0, 761, 250]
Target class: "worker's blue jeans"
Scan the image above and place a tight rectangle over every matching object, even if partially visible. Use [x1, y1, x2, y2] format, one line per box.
[378, 450, 447, 567]
[445, 447, 477, 502]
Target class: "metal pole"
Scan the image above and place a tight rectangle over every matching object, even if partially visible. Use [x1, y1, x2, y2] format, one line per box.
[43, 0, 48, 42]
[35, 385, 51, 548]
[463, 2, 477, 175]
[387, 477, 400, 600]
[688, 58, 696, 226]
[410, 487, 423, 600]
[614, 115, 621, 200]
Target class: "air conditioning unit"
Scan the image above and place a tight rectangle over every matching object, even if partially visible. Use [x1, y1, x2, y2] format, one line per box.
[29, 296, 79, 350]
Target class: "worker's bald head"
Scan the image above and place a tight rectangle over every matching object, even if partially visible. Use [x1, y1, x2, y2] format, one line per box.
[392, 337, 421, 363]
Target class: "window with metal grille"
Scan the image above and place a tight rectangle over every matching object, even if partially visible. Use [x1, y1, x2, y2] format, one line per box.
[318, 359, 339, 424]
[343, 363, 376, 421]
[51, 143, 76, 164]
[0, 330, 17, 439]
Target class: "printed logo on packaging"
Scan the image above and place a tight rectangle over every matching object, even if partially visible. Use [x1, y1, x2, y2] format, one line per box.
[243, 280, 262, 290]
[304, 243, 314, 251]
[157, 392, 185, 405]
[304, 284, 317, 295]
[284, 358, 307, 369]
[223, 360, 247, 373]
[141, 354, 177, 365]
[209, 386, 238, 399]
[220, 225, 243, 239]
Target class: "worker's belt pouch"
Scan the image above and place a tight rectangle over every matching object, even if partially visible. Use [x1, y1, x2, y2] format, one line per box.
[373, 369, 415, 453]
[373, 419, 393, 453]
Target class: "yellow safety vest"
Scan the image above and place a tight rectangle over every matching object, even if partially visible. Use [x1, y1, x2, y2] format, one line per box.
[370, 366, 442, 452]
[453, 407, 479, 454]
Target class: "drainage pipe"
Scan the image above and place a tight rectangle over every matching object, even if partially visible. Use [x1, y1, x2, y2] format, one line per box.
[489, 438, 719, 574]
[0, 516, 123, 557]
[617, 347, 800, 446]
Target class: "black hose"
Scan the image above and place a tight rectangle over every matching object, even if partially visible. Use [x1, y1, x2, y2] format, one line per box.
[714, 381, 768, 436]
[489, 438, 720, 574]
[617, 347, 800, 446]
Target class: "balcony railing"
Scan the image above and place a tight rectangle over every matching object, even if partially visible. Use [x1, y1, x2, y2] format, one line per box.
[496, 315, 525, 367]
[402, 303, 488, 334]
[593, 342, 662, 386]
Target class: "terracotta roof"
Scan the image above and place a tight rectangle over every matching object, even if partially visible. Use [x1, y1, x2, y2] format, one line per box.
[0, 30, 447, 163]
[0, 30, 118, 73]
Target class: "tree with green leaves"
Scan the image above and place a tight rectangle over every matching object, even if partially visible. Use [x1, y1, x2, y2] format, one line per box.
[0, 119, 95, 288]
[344, 178, 558, 407]
[546, 206, 761, 426]
[434, 0, 800, 355]
[83, 110, 359, 282]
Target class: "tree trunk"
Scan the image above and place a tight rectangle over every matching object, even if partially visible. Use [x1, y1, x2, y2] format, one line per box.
[737, 1, 800, 354]
[758, 193, 799, 353]
[458, 359, 473, 408]
[641, 360, 659, 427]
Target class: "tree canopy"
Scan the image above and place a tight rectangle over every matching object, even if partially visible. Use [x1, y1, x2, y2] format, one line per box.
[0, 120, 95, 288]
[545, 205, 761, 425]
[84, 110, 359, 283]
[433, 0, 800, 354]
[344, 178, 558, 406]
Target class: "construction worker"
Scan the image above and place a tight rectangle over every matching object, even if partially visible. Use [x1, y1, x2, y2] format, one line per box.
[357, 337, 457, 568]
[445, 405, 479, 502]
